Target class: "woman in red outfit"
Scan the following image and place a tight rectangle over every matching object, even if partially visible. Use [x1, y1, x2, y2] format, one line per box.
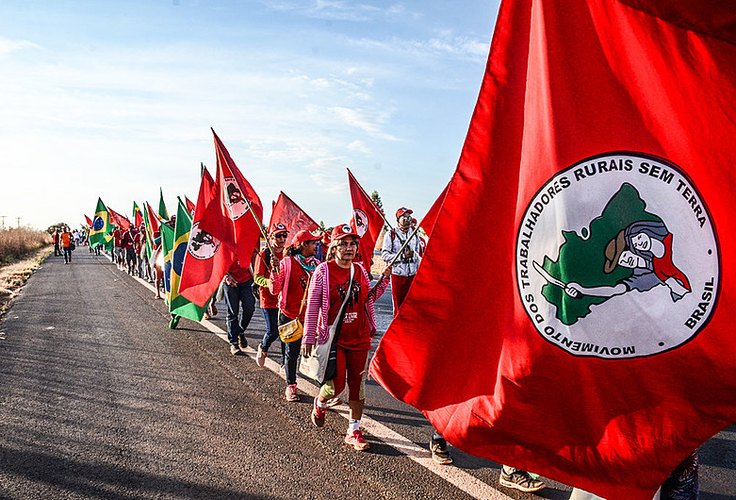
[302, 224, 390, 451]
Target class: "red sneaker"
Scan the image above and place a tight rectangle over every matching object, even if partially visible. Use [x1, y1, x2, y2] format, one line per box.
[344, 429, 370, 451]
[311, 398, 326, 427]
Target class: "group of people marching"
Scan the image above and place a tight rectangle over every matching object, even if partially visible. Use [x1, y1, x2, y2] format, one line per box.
[208, 206, 548, 493]
[51, 226, 87, 264]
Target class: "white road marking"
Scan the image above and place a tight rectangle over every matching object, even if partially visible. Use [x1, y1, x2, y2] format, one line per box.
[132, 274, 511, 500]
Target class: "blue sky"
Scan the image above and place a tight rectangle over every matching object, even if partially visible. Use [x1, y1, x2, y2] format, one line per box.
[0, 0, 499, 230]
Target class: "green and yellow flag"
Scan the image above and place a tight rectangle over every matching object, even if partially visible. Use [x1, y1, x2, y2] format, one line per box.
[169, 198, 206, 325]
[89, 198, 111, 249]
[160, 219, 175, 306]
[158, 187, 169, 220]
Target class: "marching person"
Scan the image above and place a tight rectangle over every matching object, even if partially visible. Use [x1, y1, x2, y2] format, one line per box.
[253, 223, 288, 370]
[52, 228, 61, 256]
[121, 226, 136, 275]
[60, 226, 74, 264]
[268, 229, 321, 401]
[302, 224, 390, 451]
[222, 259, 256, 355]
[381, 207, 423, 317]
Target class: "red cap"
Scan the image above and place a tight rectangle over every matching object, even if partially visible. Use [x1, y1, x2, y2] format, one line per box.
[292, 229, 321, 246]
[269, 222, 288, 236]
[396, 207, 413, 219]
[331, 223, 359, 241]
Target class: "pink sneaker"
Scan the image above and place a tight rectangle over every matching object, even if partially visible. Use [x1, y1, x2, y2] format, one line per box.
[255, 344, 267, 367]
[344, 429, 370, 451]
[311, 398, 326, 427]
[285, 384, 299, 402]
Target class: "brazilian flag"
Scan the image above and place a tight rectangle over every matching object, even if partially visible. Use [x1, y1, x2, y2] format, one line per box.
[160, 220, 175, 306]
[168, 198, 206, 326]
[89, 198, 111, 249]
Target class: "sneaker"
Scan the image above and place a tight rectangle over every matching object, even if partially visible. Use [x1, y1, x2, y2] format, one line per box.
[255, 344, 267, 367]
[344, 429, 370, 451]
[325, 397, 343, 409]
[499, 468, 545, 493]
[429, 437, 453, 465]
[285, 384, 299, 402]
[230, 344, 241, 356]
[311, 398, 326, 427]
[238, 335, 248, 350]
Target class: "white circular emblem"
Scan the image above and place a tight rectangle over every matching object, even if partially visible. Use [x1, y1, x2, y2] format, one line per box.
[516, 152, 720, 359]
[223, 176, 250, 220]
[341, 224, 352, 234]
[353, 209, 368, 237]
[187, 222, 220, 260]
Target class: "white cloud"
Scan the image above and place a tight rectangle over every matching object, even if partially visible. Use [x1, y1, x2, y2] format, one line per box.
[0, 37, 40, 57]
[263, 1, 408, 22]
[333, 106, 398, 141]
[347, 140, 371, 155]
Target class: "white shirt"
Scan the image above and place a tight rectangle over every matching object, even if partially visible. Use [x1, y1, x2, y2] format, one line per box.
[381, 228, 422, 277]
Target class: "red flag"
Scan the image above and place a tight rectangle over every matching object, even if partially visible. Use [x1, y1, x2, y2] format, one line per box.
[269, 191, 319, 246]
[184, 196, 196, 215]
[84, 214, 93, 227]
[418, 184, 448, 239]
[209, 128, 263, 267]
[144, 202, 161, 242]
[133, 202, 144, 227]
[371, 1, 736, 498]
[347, 169, 384, 271]
[107, 207, 131, 230]
[179, 168, 236, 307]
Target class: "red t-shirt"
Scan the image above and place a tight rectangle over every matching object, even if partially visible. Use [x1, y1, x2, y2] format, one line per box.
[227, 261, 253, 284]
[112, 228, 122, 247]
[282, 258, 309, 322]
[326, 261, 371, 350]
[60, 232, 72, 248]
[120, 231, 134, 249]
[254, 249, 282, 309]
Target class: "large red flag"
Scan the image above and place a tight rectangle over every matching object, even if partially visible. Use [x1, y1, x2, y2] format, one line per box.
[371, 1, 736, 498]
[210, 128, 263, 267]
[107, 207, 131, 230]
[347, 169, 385, 272]
[179, 168, 236, 307]
[270, 191, 319, 246]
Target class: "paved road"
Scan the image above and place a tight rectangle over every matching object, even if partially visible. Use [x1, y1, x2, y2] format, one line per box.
[0, 250, 734, 499]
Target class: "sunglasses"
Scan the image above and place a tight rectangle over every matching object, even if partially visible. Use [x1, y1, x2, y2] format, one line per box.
[273, 233, 288, 239]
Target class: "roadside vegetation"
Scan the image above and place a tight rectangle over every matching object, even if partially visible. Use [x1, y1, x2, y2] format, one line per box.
[0, 228, 51, 265]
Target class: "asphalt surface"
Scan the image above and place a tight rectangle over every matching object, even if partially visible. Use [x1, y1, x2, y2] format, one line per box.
[0, 250, 734, 499]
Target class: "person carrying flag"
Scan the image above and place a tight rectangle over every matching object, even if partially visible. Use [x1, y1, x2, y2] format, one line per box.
[381, 207, 423, 316]
[268, 229, 321, 402]
[253, 223, 288, 370]
[223, 259, 256, 355]
[302, 224, 390, 450]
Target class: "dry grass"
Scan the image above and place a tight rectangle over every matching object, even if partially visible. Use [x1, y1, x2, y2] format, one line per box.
[0, 246, 53, 318]
[0, 228, 51, 265]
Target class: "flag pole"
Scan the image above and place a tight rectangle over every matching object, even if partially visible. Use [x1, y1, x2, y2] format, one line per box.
[244, 199, 275, 257]
[386, 225, 422, 268]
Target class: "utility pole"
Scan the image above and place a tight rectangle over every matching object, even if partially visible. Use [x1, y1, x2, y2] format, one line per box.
[0, 216, 5, 229]
[16, 217, 21, 228]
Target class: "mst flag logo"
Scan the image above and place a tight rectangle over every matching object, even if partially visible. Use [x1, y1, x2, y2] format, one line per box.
[516, 152, 720, 359]
[187, 222, 220, 260]
[224, 176, 250, 220]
